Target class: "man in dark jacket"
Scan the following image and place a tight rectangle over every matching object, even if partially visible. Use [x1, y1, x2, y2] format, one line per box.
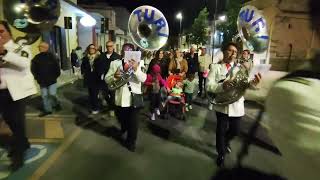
[31, 42, 61, 117]
[103, 41, 121, 117]
[185, 46, 199, 76]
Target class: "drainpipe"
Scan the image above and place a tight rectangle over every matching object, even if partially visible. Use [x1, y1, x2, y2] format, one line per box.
[287, 43, 293, 71]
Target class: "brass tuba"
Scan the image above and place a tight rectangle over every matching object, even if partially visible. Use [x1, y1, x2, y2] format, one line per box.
[108, 5, 169, 91]
[3, 0, 60, 51]
[211, 5, 269, 105]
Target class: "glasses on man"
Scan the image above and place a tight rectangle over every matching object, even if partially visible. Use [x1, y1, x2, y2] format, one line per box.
[106, 45, 113, 48]
[89, 47, 96, 50]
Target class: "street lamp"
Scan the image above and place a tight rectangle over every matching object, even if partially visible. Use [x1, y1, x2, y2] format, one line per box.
[218, 15, 226, 21]
[176, 12, 183, 48]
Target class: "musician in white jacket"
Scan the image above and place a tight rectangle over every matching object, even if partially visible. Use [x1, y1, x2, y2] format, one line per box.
[106, 43, 146, 152]
[0, 20, 37, 171]
[206, 42, 260, 167]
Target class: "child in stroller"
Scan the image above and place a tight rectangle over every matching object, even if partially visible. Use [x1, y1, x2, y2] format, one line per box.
[162, 75, 186, 120]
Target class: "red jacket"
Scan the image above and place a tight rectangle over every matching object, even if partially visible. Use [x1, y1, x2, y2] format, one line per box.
[144, 74, 167, 88]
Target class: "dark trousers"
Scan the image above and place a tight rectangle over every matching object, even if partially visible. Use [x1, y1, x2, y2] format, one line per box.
[115, 106, 140, 146]
[185, 93, 193, 105]
[103, 87, 115, 111]
[88, 86, 99, 111]
[88, 83, 115, 111]
[0, 89, 29, 154]
[198, 72, 207, 95]
[149, 93, 160, 112]
[216, 111, 241, 156]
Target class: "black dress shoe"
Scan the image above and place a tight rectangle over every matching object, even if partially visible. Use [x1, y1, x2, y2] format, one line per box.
[10, 153, 24, 171]
[55, 104, 62, 111]
[124, 142, 136, 152]
[216, 156, 225, 167]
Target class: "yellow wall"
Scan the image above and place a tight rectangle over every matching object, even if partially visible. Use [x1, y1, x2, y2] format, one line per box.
[56, 6, 79, 58]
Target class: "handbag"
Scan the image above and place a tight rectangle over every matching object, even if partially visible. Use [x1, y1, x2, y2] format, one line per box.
[130, 91, 144, 108]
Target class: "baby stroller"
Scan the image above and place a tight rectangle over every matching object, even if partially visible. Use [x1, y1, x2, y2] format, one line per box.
[161, 74, 186, 120]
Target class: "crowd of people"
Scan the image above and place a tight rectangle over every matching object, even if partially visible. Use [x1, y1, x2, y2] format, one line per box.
[0, 1, 319, 178]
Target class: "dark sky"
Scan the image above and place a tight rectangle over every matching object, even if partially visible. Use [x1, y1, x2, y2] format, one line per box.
[78, 0, 227, 35]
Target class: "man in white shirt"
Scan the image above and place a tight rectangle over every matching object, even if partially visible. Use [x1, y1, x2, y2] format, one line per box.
[206, 42, 260, 167]
[105, 43, 146, 152]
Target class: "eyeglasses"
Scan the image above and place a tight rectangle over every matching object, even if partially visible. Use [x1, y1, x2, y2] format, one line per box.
[89, 47, 96, 50]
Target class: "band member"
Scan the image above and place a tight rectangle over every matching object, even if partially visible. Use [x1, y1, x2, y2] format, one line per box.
[206, 42, 261, 167]
[265, 0, 320, 179]
[0, 20, 37, 170]
[105, 43, 146, 152]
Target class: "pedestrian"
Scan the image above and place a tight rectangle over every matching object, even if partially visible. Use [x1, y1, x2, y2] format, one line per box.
[144, 64, 167, 120]
[185, 46, 199, 76]
[198, 47, 211, 97]
[81, 44, 108, 114]
[183, 73, 197, 111]
[103, 41, 121, 117]
[168, 49, 188, 79]
[0, 20, 37, 170]
[105, 43, 146, 152]
[31, 42, 61, 117]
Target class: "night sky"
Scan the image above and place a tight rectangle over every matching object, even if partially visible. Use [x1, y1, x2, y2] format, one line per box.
[78, 0, 227, 35]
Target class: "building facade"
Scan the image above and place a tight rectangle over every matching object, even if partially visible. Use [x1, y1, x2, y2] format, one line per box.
[79, 3, 131, 54]
[247, 0, 320, 71]
[0, 0, 95, 71]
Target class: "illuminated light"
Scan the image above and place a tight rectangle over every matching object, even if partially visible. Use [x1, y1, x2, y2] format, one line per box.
[14, 4, 27, 13]
[219, 15, 226, 21]
[80, 16, 96, 27]
[176, 12, 182, 20]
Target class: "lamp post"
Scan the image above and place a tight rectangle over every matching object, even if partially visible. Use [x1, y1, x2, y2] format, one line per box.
[176, 12, 183, 49]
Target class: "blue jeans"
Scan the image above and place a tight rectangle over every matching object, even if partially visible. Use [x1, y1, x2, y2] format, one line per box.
[40, 83, 59, 112]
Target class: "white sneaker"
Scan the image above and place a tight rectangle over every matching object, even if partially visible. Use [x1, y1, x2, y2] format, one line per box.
[91, 110, 99, 115]
[208, 104, 213, 111]
[185, 106, 189, 112]
[189, 105, 192, 110]
[151, 113, 156, 120]
[156, 109, 160, 115]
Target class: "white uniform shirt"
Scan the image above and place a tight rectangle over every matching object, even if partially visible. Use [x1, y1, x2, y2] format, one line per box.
[106, 59, 147, 107]
[0, 40, 37, 100]
[265, 77, 320, 180]
[206, 62, 245, 117]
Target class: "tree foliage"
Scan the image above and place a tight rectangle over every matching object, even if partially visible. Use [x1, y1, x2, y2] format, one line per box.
[189, 7, 209, 47]
[216, 0, 242, 48]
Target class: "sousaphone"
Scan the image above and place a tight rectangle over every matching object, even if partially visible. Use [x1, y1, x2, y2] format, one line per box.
[211, 5, 269, 105]
[108, 5, 169, 90]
